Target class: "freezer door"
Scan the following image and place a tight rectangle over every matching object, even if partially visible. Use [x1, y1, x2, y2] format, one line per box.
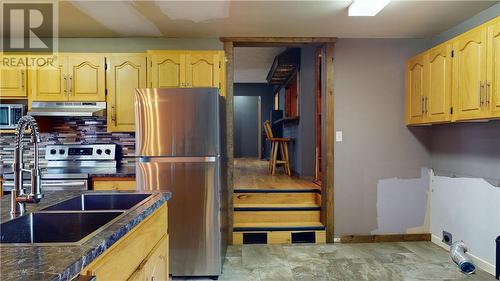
[135, 88, 220, 157]
[136, 156, 222, 276]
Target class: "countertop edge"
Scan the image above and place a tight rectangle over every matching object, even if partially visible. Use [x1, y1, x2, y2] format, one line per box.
[50, 192, 170, 281]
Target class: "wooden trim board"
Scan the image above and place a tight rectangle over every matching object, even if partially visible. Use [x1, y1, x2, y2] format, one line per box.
[340, 233, 431, 243]
[222, 37, 335, 245]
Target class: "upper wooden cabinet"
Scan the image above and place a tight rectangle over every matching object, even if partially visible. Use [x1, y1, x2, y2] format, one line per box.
[30, 53, 105, 102]
[488, 17, 500, 118]
[405, 54, 426, 125]
[148, 50, 225, 96]
[107, 54, 146, 132]
[406, 16, 499, 125]
[452, 25, 488, 121]
[0, 54, 28, 98]
[426, 43, 452, 123]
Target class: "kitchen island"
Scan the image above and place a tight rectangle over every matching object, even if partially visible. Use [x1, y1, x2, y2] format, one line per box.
[0, 190, 170, 281]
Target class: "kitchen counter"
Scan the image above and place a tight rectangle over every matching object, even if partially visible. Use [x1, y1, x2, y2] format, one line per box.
[0, 190, 170, 281]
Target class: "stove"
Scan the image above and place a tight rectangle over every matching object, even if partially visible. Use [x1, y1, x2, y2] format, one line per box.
[3, 144, 118, 192]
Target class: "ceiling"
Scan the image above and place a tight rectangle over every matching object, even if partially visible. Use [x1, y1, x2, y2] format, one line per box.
[58, 1, 498, 38]
[234, 47, 285, 83]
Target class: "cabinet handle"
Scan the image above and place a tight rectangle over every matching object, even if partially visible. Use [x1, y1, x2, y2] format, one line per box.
[421, 96, 425, 114]
[110, 104, 116, 124]
[425, 96, 428, 113]
[478, 80, 484, 106]
[69, 76, 73, 95]
[485, 80, 490, 105]
[63, 75, 68, 93]
[20, 70, 25, 90]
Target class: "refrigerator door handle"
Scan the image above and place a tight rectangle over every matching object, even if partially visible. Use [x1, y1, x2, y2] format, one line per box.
[138, 156, 218, 163]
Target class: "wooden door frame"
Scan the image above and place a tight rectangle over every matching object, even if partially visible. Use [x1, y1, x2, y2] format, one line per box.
[221, 37, 336, 243]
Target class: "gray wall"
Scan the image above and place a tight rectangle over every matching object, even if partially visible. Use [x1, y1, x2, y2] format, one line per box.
[234, 83, 274, 158]
[333, 38, 430, 235]
[429, 2, 500, 46]
[280, 47, 317, 177]
[234, 96, 260, 158]
[58, 37, 223, 52]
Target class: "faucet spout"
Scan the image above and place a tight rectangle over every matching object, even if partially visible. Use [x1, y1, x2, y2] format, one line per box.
[11, 115, 43, 217]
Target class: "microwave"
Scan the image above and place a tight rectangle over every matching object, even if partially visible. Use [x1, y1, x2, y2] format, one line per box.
[0, 104, 25, 129]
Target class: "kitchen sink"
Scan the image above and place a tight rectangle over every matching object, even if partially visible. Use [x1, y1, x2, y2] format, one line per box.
[0, 211, 122, 244]
[42, 193, 152, 211]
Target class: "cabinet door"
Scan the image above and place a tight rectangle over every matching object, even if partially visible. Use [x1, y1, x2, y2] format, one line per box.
[107, 55, 146, 132]
[68, 54, 106, 101]
[452, 27, 488, 121]
[426, 44, 452, 123]
[150, 53, 186, 88]
[0, 55, 27, 98]
[93, 180, 136, 191]
[406, 54, 426, 124]
[488, 17, 500, 118]
[185, 52, 221, 88]
[144, 235, 169, 281]
[30, 55, 68, 101]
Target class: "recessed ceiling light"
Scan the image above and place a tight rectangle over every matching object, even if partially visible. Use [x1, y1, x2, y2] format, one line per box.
[348, 0, 391, 16]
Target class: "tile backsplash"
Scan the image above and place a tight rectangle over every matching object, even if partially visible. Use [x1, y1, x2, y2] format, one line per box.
[0, 117, 135, 168]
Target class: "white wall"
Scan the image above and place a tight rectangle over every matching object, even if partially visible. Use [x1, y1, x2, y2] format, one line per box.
[430, 173, 500, 272]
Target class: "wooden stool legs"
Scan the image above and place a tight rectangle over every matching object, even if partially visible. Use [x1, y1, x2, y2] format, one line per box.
[269, 141, 291, 176]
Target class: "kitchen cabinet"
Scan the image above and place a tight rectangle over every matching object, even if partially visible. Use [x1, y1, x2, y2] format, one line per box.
[92, 178, 136, 191]
[452, 25, 488, 121]
[30, 53, 105, 102]
[488, 17, 500, 118]
[405, 16, 500, 125]
[148, 50, 225, 96]
[0, 54, 28, 98]
[81, 203, 168, 281]
[107, 54, 147, 132]
[405, 53, 426, 125]
[426, 43, 452, 123]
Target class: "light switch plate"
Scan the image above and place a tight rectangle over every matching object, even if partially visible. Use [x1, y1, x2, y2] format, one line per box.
[335, 131, 343, 142]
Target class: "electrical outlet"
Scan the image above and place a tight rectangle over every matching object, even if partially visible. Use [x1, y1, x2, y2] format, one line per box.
[335, 131, 343, 142]
[442, 231, 453, 246]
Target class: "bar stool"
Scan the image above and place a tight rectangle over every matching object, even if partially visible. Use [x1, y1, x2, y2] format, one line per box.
[263, 120, 291, 176]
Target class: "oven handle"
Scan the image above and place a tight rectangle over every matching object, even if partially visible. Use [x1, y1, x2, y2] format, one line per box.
[3, 180, 88, 191]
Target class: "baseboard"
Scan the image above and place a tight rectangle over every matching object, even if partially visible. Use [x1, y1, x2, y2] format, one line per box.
[340, 233, 431, 243]
[431, 234, 495, 276]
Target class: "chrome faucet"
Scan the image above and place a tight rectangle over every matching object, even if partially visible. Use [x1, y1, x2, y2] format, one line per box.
[10, 115, 43, 217]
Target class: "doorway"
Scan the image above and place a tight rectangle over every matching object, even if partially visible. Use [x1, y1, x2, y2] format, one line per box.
[222, 38, 335, 244]
[234, 96, 261, 158]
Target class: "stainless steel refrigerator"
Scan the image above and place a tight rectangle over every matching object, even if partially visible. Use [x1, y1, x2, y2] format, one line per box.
[135, 88, 227, 278]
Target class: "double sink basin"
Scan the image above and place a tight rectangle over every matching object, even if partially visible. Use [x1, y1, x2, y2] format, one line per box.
[0, 193, 152, 245]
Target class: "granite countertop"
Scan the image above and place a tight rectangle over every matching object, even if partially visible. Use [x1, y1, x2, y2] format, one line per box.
[0, 190, 171, 281]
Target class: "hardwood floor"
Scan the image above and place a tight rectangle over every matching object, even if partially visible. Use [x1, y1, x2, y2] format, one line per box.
[234, 158, 320, 190]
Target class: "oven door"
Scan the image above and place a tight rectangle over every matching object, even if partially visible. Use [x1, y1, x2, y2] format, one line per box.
[0, 106, 12, 129]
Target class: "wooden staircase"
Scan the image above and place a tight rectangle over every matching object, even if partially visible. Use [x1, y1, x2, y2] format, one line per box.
[232, 188, 326, 245]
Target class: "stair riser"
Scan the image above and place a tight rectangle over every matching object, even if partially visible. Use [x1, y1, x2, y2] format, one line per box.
[234, 193, 320, 206]
[234, 210, 320, 224]
[233, 230, 326, 245]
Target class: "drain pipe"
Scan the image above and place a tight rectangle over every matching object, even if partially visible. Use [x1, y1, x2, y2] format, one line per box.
[450, 241, 476, 274]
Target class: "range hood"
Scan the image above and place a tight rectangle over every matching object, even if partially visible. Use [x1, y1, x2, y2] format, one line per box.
[28, 102, 106, 117]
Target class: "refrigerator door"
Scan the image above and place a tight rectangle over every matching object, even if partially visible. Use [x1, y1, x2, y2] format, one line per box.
[135, 88, 220, 157]
[136, 156, 222, 276]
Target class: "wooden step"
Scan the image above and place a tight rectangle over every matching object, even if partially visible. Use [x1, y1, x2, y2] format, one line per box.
[234, 210, 320, 224]
[232, 224, 326, 245]
[233, 221, 325, 231]
[234, 192, 320, 206]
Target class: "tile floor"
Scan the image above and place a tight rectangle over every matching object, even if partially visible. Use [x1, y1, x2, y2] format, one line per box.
[173, 242, 495, 281]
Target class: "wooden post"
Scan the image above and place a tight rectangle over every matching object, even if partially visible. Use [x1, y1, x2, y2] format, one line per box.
[224, 41, 235, 244]
[321, 43, 335, 242]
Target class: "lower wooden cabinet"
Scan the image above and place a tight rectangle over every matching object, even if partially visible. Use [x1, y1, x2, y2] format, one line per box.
[92, 178, 136, 191]
[81, 203, 168, 281]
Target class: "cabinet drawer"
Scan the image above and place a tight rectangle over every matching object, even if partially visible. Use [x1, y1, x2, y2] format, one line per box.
[81, 204, 167, 280]
[92, 180, 136, 191]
